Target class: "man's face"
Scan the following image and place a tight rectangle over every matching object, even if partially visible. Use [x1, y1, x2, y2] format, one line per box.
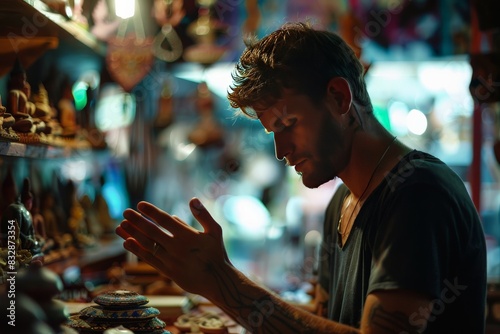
[257, 90, 350, 188]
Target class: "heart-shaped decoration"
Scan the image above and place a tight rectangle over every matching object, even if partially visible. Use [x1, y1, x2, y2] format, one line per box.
[106, 34, 154, 92]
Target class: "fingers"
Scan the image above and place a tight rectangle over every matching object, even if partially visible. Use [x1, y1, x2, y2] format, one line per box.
[117, 219, 172, 278]
[126, 200, 220, 238]
[122, 237, 168, 273]
[118, 199, 223, 251]
[135, 201, 196, 236]
[121, 208, 171, 244]
[119, 202, 196, 256]
[115, 224, 132, 240]
[116, 220, 162, 254]
[189, 198, 222, 237]
[189, 198, 230, 263]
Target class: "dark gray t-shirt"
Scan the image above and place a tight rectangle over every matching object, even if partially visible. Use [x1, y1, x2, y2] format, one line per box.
[319, 150, 486, 333]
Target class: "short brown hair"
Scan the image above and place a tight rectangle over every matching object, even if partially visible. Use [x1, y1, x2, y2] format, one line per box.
[227, 22, 371, 118]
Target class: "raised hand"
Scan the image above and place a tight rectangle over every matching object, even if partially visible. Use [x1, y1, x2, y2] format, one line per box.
[116, 198, 230, 297]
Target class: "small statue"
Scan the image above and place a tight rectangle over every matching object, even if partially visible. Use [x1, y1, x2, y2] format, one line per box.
[6, 59, 46, 142]
[41, 191, 72, 250]
[94, 175, 116, 235]
[0, 95, 19, 142]
[0, 237, 33, 284]
[7, 59, 35, 119]
[0, 169, 17, 216]
[65, 181, 96, 248]
[32, 83, 67, 146]
[31, 195, 55, 254]
[0, 178, 43, 261]
[80, 194, 103, 238]
[31, 83, 51, 122]
[58, 83, 79, 138]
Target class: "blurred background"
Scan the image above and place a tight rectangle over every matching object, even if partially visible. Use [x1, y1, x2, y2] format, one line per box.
[0, 0, 499, 302]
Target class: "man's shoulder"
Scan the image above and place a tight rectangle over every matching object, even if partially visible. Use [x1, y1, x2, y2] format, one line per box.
[384, 150, 465, 193]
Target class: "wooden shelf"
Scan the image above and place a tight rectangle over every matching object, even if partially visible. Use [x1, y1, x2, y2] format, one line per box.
[0, 0, 106, 76]
[44, 237, 127, 276]
[1, 141, 62, 158]
[0, 140, 97, 159]
[30, 0, 106, 55]
[0, 36, 59, 77]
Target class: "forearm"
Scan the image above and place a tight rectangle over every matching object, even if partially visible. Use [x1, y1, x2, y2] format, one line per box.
[117, 200, 359, 332]
[206, 263, 359, 334]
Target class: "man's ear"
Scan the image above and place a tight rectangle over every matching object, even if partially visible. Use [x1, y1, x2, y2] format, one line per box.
[326, 77, 352, 115]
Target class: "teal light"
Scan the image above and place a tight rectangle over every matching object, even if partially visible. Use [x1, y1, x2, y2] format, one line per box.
[72, 81, 88, 111]
[373, 103, 391, 131]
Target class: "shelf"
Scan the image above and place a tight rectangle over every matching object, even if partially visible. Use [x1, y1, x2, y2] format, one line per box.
[44, 237, 127, 276]
[0, 141, 87, 159]
[0, 141, 63, 158]
[0, 0, 106, 76]
[30, 0, 106, 55]
[0, 36, 59, 77]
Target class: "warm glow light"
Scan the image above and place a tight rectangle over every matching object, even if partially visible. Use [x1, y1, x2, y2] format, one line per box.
[115, 0, 135, 19]
[406, 109, 428, 135]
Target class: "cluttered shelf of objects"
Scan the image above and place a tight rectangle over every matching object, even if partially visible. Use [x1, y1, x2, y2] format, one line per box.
[0, 259, 247, 333]
[0, 57, 107, 158]
[0, 0, 107, 156]
[0, 51, 106, 158]
[42, 236, 126, 274]
[0, 56, 107, 159]
[62, 260, 248, 333]
[63, 290, 245, 334]
[4, 250, 500, 334]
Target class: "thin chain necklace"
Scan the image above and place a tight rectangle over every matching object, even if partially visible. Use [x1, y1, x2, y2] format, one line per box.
[337, 136, 397, 236]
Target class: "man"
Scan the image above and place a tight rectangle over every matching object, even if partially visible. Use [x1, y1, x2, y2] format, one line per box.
[116, 22, 487, 333]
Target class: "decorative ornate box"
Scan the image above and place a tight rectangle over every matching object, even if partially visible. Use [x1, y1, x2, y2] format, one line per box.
[65, 290, 171, 334]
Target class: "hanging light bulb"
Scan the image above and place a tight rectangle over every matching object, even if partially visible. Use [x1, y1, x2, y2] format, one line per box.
[115, 0, 135, 19]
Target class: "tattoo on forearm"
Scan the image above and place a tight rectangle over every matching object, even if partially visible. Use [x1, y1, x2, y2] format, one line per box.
[210, 265, 318, 334]
[369, 304, 421, 334]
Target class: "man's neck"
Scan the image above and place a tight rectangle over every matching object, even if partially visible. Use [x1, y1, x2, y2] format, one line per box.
[340, 134, 410, 199]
